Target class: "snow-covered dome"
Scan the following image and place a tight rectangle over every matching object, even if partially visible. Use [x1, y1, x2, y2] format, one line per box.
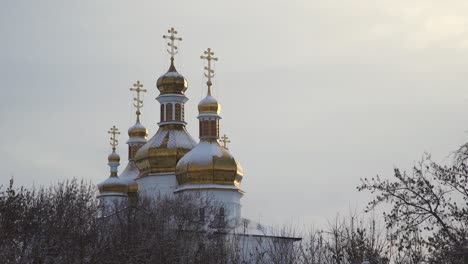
[107, 151, 120, 163]
[175, 140, 243, 186]
[98, 150, 128, 194]
[156, 61, 187, 95]
[128, 119, 148, 140]
[134, 125, 197, 176]
[98, 176, 128, 193]
[198, 94, 221, 115]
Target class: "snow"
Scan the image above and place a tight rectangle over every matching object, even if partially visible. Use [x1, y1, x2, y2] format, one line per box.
[163, 71, 184, 78]
[175, 183, 240, 192]
[177, 141, 226, 166]
[147, 128, 197, 149]
[98, 176, 126, 188]
[128, 122, 146, 133]
[198, 95, 218, 106]
[119, 161, 139, 183]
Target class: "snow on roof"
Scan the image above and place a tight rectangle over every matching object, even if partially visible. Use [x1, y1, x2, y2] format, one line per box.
[148, 128, 197, 149]
[175, 183, 241, 192]
[198, 95, 218, 106]
[177, 141, 225, 166]
[119, 160, 139, 183]
[163, 71, 184, 78]
[98, 176, 126, 188]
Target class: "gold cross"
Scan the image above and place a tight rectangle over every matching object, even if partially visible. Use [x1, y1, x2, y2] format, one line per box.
[220, 134, 230, 149]
[163, 27, 182, 59]
[108, 125, 120, 151]
[129, 80, 147, 118]
[200, 48, 218, 94]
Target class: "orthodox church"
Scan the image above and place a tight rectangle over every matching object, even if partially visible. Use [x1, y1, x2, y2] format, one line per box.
[96, 28, 299, 247]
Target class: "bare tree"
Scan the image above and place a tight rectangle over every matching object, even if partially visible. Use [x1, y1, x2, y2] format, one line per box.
[358, 150, 468, 263]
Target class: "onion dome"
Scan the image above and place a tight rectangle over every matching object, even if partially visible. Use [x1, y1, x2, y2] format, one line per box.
[98, 175, 128, 193]
[107, 151, 120, 163]
[198, 94, 221, 115]
[156, 61, 188, 95]
[128, 119, 148, 140]
[176, 140, 243, 186]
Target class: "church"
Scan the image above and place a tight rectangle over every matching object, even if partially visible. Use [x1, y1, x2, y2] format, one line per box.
[96, 27, 300, 253]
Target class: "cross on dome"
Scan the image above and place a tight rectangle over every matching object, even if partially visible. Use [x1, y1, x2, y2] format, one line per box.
[220, 134, 230, 149]
[130, 80, 147, 118]
[163, 27, 182, 59]
[200, 48, 218, 94]
[108, 125, 120, 151]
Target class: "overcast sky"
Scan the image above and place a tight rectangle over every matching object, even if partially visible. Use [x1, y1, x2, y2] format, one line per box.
[1, 0, 468, 228]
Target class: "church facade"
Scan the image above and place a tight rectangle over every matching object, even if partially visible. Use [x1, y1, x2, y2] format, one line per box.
[96, 28, 299, 253]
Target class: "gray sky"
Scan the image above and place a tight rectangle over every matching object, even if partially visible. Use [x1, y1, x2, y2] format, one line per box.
[1, 0, 468, 228]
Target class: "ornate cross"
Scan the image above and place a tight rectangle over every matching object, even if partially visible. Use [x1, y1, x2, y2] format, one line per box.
[200, 48, 218, 93]
[108, 125, 120, 151]
[163, 27, 182, 58]
[220, 134, 230, 149]
[130, 80, 147, 118]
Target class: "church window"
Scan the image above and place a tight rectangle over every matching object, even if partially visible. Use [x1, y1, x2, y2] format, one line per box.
[202, 120, 209, 137]
[166, 103, 172, 121]
[160, 104, 165, 122]
[210, 120, 217, 137]
[175, 104, 181, 121]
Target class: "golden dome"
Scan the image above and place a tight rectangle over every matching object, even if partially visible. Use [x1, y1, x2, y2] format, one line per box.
[198, 94, 221, 115]
[156, 62, 188, 95]
[128, 119, 148, 139]
[98, 177, 128, 193]
[108, 151, 120, 163]
[175, 140, 244, 186]
[134, 124, 197, 176]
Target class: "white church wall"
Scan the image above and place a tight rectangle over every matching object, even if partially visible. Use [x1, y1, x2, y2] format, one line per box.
[136, 173, 178, 199]
[175, 186, 243, 227]
[97, 193, 128, 215]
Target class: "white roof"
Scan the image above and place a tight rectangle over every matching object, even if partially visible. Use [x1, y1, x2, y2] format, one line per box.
[119, 160, 139, 184]
[198, 94, 218, 106]
[146, 127, 197, 149]
[177, 141, 226, 166]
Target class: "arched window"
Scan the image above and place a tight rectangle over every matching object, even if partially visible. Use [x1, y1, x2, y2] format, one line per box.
[160, 104, 165, 122]
[202, 120, 209, 137]
[166, 103, 172, 121]
[175, 104, 181, 121]
[199, 120, 203, 136]
[210, 120, 217, 137]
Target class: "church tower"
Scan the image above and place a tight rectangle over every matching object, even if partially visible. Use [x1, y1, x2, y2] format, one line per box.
[98, 126, 128, 213]
[119, 81, 148, 202]
[175, 48, 244, 227]
[135, 28, 197, 198]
